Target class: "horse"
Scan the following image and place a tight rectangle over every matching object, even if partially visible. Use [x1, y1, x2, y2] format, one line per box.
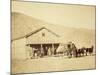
[77, 47, 85, 57]
[85, 46, 94, 56]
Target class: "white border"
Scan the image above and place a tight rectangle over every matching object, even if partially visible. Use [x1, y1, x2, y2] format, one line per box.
[0, 0, 98, 75]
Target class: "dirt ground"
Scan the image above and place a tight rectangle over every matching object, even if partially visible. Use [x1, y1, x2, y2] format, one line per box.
[12, 55, 96, 74]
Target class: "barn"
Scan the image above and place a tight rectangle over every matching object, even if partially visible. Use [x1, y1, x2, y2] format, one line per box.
[12, 26, 60, 60]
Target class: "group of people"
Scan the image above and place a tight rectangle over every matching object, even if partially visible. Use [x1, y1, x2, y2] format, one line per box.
[27, 46, 56, 59]
[27, 42, 94, 59]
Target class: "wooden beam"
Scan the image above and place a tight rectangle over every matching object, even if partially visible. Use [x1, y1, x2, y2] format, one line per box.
[52, 44, 55, 55]
[41, 44, 44, 56]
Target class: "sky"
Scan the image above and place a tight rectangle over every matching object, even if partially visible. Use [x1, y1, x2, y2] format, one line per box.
[12, 1, 96, 29]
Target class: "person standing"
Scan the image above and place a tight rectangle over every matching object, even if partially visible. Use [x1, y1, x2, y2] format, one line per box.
[47, 47, 52, 56]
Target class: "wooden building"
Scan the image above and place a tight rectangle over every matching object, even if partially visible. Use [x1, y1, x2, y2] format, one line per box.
[12, 27, 60, 60]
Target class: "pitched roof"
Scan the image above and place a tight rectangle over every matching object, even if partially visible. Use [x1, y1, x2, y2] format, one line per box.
[26, 27, 60, 38]
[12, 27, 60, 41]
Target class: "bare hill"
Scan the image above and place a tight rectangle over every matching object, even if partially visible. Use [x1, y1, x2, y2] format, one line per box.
[12, 12, 95, 48]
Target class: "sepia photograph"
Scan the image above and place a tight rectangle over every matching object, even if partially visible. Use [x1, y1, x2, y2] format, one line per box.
[11, 0, 96, 74]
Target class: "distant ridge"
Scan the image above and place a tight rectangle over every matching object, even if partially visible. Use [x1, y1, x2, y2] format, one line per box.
[12, 12, 95, 48]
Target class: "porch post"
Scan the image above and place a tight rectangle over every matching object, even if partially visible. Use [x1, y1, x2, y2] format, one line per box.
[41, 44, 44, 56]
[52, 44, 55, 55]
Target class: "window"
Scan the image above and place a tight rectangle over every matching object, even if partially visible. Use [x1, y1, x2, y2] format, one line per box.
[42, 33, 45, 37]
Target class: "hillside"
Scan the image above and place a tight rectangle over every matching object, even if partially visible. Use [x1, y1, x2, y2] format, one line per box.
[12, 12, 95, 48]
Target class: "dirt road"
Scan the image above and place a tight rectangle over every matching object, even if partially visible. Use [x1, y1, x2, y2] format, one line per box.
[12, 55, 96, 74]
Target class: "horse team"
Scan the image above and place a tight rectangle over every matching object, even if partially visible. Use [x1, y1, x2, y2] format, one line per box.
[76, 46, 94, 57]
[56, 42, 94, 58]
